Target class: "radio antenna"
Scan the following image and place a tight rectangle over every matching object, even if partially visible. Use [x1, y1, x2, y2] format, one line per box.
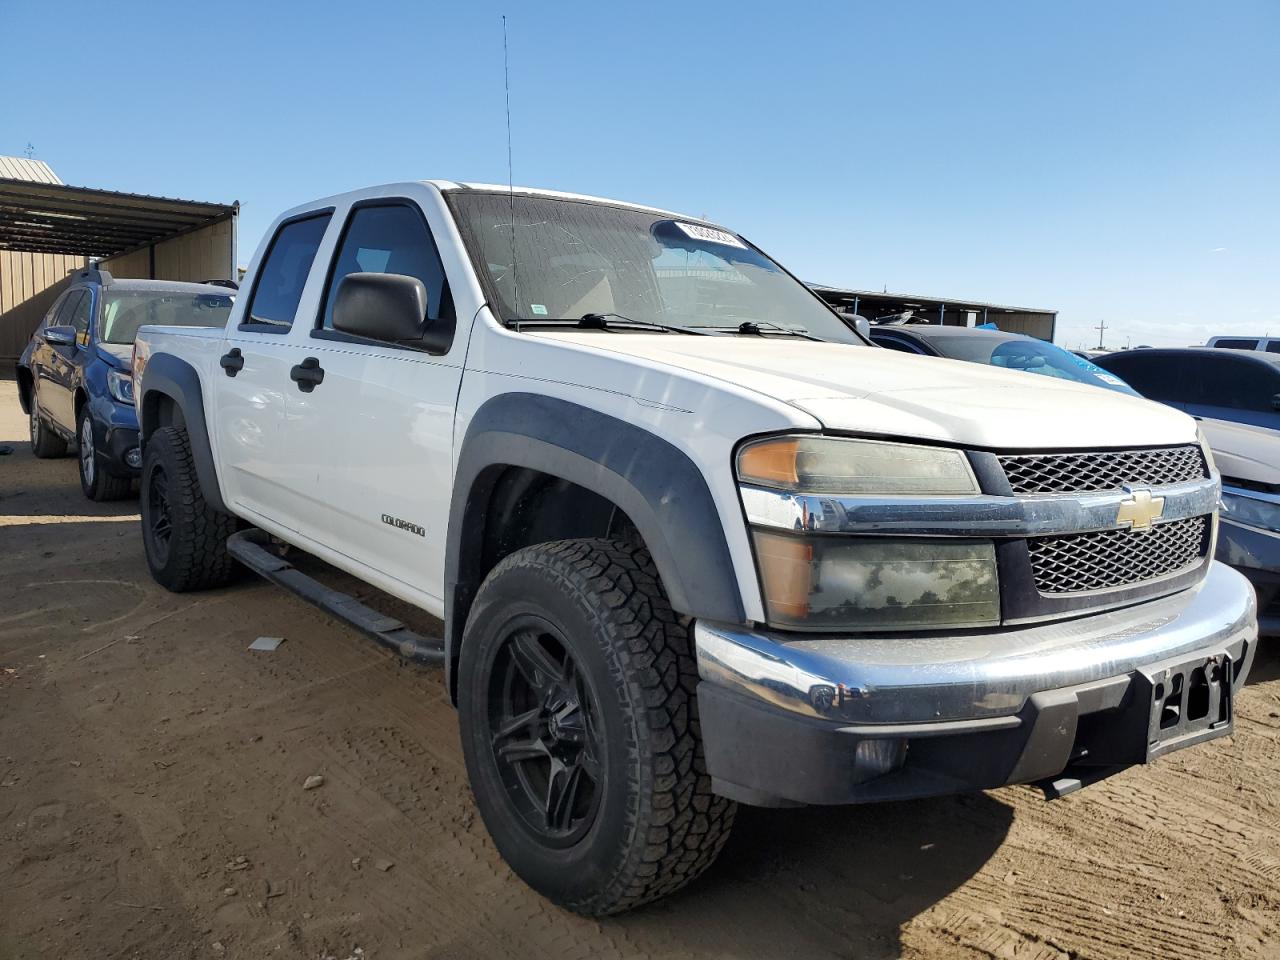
[503, 15, 520, 328]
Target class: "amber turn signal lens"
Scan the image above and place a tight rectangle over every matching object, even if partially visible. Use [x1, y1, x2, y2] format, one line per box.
[737, 438, 800, 487]
[754, 530, 813, 619]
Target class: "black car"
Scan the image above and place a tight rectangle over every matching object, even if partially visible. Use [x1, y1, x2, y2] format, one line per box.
[16, 267, 233, 500]
[1093, 348, 1280, 431]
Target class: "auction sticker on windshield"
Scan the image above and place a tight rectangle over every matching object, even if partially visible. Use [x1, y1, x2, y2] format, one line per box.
[673, 222, 747, 248]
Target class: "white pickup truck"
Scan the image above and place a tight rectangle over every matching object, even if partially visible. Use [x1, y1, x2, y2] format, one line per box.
[132, 180, 1257, 915]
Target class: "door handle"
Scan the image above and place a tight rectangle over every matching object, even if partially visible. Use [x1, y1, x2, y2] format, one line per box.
[290, 357, 325, 392]
[220, 348, 244, 377]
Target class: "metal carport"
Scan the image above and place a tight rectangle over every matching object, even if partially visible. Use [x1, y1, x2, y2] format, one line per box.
[0, 157, 237, 360]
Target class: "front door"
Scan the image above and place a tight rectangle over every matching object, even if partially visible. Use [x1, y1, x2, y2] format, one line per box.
[281, 200, 461, 610]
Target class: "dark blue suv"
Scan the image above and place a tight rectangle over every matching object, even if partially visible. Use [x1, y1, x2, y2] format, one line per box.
[17, 267, 233, 500]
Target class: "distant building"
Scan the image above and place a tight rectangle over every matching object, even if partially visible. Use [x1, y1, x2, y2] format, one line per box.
[808, 283, 1057, 342]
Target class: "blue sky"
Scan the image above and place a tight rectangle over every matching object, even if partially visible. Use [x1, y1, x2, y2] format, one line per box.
[2, 0, 1276, 348]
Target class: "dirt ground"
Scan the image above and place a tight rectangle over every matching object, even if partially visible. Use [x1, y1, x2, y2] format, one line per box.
[2, 375, 1279, 960]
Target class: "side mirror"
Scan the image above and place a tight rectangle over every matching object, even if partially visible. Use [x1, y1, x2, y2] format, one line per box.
[854, 316, 871, 339]
[332, 272, 428, 343]
[43, 324, 76, 346]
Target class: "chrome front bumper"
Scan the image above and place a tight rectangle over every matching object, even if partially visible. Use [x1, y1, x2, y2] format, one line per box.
[695, 560, 1257, 727]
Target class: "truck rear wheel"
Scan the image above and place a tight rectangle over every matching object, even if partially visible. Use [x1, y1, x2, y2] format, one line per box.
[458, 538, 735, 915]
[140, 426, 237, 592]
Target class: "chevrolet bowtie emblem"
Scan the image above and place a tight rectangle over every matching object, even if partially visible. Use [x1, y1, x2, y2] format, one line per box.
[1116, 486, 1165, 530]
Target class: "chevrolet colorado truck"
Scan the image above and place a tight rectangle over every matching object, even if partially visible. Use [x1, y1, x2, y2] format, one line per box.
[131, 181, 1258, 915]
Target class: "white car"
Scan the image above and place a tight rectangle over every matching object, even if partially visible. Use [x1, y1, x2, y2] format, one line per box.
[131, 180, 1256, 914]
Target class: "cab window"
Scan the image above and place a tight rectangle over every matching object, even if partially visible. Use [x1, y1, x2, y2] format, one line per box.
[318, 203, 452, 348]
[243, 213, 332, 332]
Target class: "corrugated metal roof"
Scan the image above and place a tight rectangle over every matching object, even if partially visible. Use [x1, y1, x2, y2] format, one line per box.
[808, 283, 1056, 316]
[0, 155, 63, 185]
[0, 178, 236, 258]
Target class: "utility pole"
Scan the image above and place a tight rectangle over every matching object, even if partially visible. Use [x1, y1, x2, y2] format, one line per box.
[24, 142, 35, 159]
[1095, 318, 1108, 350]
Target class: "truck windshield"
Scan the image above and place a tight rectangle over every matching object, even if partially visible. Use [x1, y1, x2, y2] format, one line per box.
[449, 192, 863, 344]
[99, 290, 234, 344]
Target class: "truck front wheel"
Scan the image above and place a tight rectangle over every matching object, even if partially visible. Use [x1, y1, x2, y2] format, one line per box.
[458, 538, 736, 915]
[140, 426, 237, 592]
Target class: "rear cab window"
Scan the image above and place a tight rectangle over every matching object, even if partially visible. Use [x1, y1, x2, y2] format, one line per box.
[241, 213, 332, 333]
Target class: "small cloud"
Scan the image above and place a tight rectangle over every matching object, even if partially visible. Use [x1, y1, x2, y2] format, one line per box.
[1210, 246, 1228, 253]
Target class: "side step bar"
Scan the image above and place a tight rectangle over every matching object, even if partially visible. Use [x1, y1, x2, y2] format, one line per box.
[226, 529, 445, 665]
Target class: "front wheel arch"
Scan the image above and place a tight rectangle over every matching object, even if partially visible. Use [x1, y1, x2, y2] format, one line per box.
[444, 393, 746, 702]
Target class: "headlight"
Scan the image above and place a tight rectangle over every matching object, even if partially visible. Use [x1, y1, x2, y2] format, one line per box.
[107, 368, 134, 405]
[753, 532, 999, 631]
[738, 435, 980, 495]
[1221, 487, 1280, 534]
[737, 435, 996, 631]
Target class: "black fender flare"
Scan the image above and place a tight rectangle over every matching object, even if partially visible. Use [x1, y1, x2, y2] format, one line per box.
[444, 392, 745, 697]
[137, 352, 228, 515]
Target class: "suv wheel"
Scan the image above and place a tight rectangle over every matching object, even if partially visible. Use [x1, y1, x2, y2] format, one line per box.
[77, 408, 131, 501]
[28, 391, 68, 458]
[458, 538, 736, 916]
[140, 426, 237, 591]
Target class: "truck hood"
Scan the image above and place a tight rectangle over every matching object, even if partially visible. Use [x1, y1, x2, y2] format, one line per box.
[531, 332, 1198, 449]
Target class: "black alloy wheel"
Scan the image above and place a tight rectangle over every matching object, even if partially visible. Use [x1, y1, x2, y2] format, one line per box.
[146, 463, 173, 568]
[486, 619, 605, 846]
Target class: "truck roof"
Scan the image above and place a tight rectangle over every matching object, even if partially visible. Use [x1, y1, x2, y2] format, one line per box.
[275, 181, 725, 234]
[424, 180, 705, 222]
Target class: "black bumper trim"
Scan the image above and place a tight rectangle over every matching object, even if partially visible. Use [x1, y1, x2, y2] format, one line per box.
[101, 424, 141, 477]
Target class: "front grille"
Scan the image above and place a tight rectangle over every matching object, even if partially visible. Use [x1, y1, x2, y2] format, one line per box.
[1028, 516, 1209, 594]
[999, 445, 1207, 494]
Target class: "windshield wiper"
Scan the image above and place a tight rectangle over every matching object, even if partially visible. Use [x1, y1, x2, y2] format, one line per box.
[731, 320, 825, 341]
[579, 313, 713, 336]
[504, 313, 712, 336]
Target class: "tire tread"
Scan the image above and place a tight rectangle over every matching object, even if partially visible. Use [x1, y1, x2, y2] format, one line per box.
[478, 538, 736, 915]
[143, 427, 237, 592]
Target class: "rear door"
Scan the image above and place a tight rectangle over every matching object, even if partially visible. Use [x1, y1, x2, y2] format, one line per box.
[281, 197, 461, 608]
[213, 212, 333, 529]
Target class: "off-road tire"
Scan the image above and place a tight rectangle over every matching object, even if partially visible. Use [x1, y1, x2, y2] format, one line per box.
[77, 407, 132, 502]
[29, 391, 67, 458]
[458, 538, 736, 915]
[140, 426, 237, 592]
